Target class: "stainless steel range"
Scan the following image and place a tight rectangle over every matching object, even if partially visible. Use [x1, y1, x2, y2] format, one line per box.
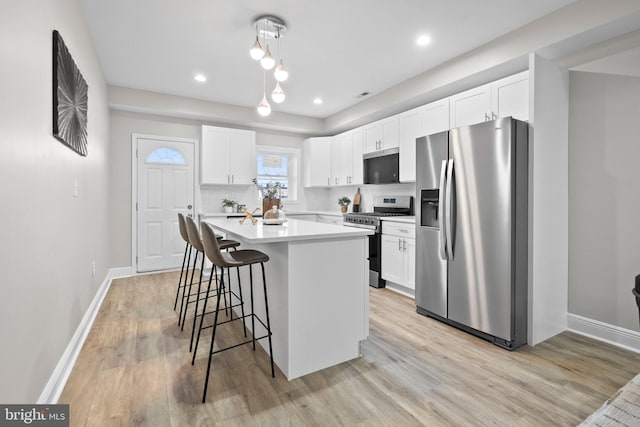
[344, 195, 413, 288]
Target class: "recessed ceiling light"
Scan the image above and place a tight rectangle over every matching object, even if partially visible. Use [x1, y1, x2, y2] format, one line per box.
[416, 35, 431, 46]
[194, 74, 207, 82]
[313, 98, 323, 105]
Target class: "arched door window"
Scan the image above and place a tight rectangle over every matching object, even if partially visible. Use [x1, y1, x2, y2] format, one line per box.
[145, 147, 186, 165]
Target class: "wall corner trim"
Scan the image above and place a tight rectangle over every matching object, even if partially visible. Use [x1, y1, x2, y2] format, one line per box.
[568, 313, 640, 354]
[37, 266, 133, 404]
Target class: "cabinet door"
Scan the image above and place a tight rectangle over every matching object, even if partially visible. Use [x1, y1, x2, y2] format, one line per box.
[304, 138, 331, 187]
[350, 127, 364, 185]
[381, 234, 404, 284]
[338, 132, 352, 185]
[404, 238, 416, 290]
[379, 116, 399, 149]
[363, 123, 379, 154]
[491, 70, 529, 121]
[201, 126, 230, 184]
[228, 129, 255, 184]
[330, 137, 341, 186]
[399, 108, 421, 183]
[423, 98, 450, 136]
[449, 84, 491, 128]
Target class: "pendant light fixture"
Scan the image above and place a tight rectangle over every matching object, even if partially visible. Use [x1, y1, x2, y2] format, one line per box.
[272, 81, 285, 104]
[250, 15, 288, 115]
[257, 70, 272, 116]
[274, 27, 288, 82]
[249, 25, 264, 60]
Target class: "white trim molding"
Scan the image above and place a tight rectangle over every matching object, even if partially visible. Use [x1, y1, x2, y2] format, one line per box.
[37, 267, 133, 404]
[568, 313, 640, 354]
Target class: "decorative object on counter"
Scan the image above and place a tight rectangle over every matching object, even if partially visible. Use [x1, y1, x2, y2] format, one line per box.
[259, 180, 282, 214]
[249, 15, 289, 117]
[239, 207, 260, 225]
[236, 203, 246, 213]
[222, 198, 236, 213]
[52, 30, 88, 157]
[353, 188, 361, 213]
[263, 205, 288, 225]
[338, 197, 351, 213]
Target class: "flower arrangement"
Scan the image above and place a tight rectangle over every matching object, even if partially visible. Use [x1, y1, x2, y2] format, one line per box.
[222, 198, 236, 207]
[338, 196, 351, 213]
[338, 197, 351, 206]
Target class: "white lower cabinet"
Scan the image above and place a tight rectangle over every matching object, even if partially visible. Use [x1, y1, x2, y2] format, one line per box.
[381, 222, 415, 290]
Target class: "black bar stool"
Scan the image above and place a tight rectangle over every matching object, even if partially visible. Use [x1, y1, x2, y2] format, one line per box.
[196, 222, 275, 403]
[182, 216, 240, 352]
[174, 213, 192, 315]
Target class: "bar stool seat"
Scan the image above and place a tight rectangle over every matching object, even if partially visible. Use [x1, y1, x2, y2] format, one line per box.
[195, 222, 275, 403]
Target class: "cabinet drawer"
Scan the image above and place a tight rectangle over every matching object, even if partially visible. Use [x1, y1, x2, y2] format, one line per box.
[382, 222, 415, 238]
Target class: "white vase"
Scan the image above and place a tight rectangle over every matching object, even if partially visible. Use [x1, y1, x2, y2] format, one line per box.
[224, 206, 233, 213]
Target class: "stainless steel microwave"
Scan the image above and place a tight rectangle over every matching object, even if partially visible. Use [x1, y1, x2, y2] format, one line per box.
[363, 147, 400, 184]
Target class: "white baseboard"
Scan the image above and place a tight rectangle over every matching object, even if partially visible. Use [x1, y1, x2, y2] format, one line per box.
[37, 266, 133, 404]
[567, 313, 640, 354]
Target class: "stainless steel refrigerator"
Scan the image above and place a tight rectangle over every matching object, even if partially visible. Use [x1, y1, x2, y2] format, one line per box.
[415, 117, 528, 350]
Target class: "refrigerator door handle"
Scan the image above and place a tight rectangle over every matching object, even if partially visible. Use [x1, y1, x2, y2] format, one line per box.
[438, 160, 448, 260]
[445, 159, 454, 260]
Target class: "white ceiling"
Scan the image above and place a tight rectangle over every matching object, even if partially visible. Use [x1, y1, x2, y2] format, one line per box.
[82, 0, 577, 119]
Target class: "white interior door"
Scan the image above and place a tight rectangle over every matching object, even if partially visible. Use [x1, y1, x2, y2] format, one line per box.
[137, 138, 194, 272]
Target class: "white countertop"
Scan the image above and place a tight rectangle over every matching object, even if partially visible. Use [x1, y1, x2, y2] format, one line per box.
[381, 216, 416, 224]
[200, 210, 344, 218]
[203, 217, 372, 244]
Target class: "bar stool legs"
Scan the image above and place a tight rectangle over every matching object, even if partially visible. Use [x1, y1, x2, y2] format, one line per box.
[201, 261, 274, 403]
[173, 241, 191, 311]
[261, 262, 275, 378]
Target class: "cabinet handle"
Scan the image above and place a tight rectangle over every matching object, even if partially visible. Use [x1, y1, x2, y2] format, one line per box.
[227, 174, 230, 184]
[484, 113, 490, 121]
[492, 112, 497, 120]
[231, 174, 234, 184]
[403, 239, 407, 251]
[399, 229, 409, 233]
[398, 238, 402, 251]
[328, 177, 330, 186]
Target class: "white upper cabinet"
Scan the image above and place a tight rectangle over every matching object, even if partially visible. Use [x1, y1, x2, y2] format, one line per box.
[330, 136, 341, 186]
[491, 71, 529, 121]
[449, 83, 492, 128]
[399, 98, 449, 182]
[303, 137, 332, 187]
[201, 125, 255, 185]
[450, 70, 529, 128]
[350, 127, 364, 186]
[363, 115, 399, 154]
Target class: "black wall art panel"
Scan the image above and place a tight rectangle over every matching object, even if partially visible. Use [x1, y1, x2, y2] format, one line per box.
[52, 30, 88, 156]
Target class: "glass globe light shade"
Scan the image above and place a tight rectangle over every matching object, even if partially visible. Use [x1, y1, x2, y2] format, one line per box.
[257, 95, 272, 116]
[260, 46, 276, 70]
[249, 37, 264, 60]
[272, 82, 285, 104]
[274, 59, 289, 82]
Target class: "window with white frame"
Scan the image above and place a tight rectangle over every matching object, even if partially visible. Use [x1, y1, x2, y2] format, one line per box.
[256, 146, 300, 201]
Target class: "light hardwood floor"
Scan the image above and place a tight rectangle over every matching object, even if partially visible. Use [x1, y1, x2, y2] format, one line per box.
[60, 271, 640, 426]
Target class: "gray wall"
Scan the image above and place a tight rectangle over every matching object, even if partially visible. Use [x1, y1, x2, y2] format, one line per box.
[0, 0, 110, 402]
[568, 71, 640, 330]
[108, 110, 307, 268]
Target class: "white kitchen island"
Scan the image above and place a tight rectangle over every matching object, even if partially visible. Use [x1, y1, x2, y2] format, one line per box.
[203, 217, 373, 380]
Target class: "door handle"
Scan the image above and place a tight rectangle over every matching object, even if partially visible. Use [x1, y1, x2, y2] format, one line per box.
[445, 159, 454, 260]
[187, 205, 192, 210]
[438, 160, 447, 260]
